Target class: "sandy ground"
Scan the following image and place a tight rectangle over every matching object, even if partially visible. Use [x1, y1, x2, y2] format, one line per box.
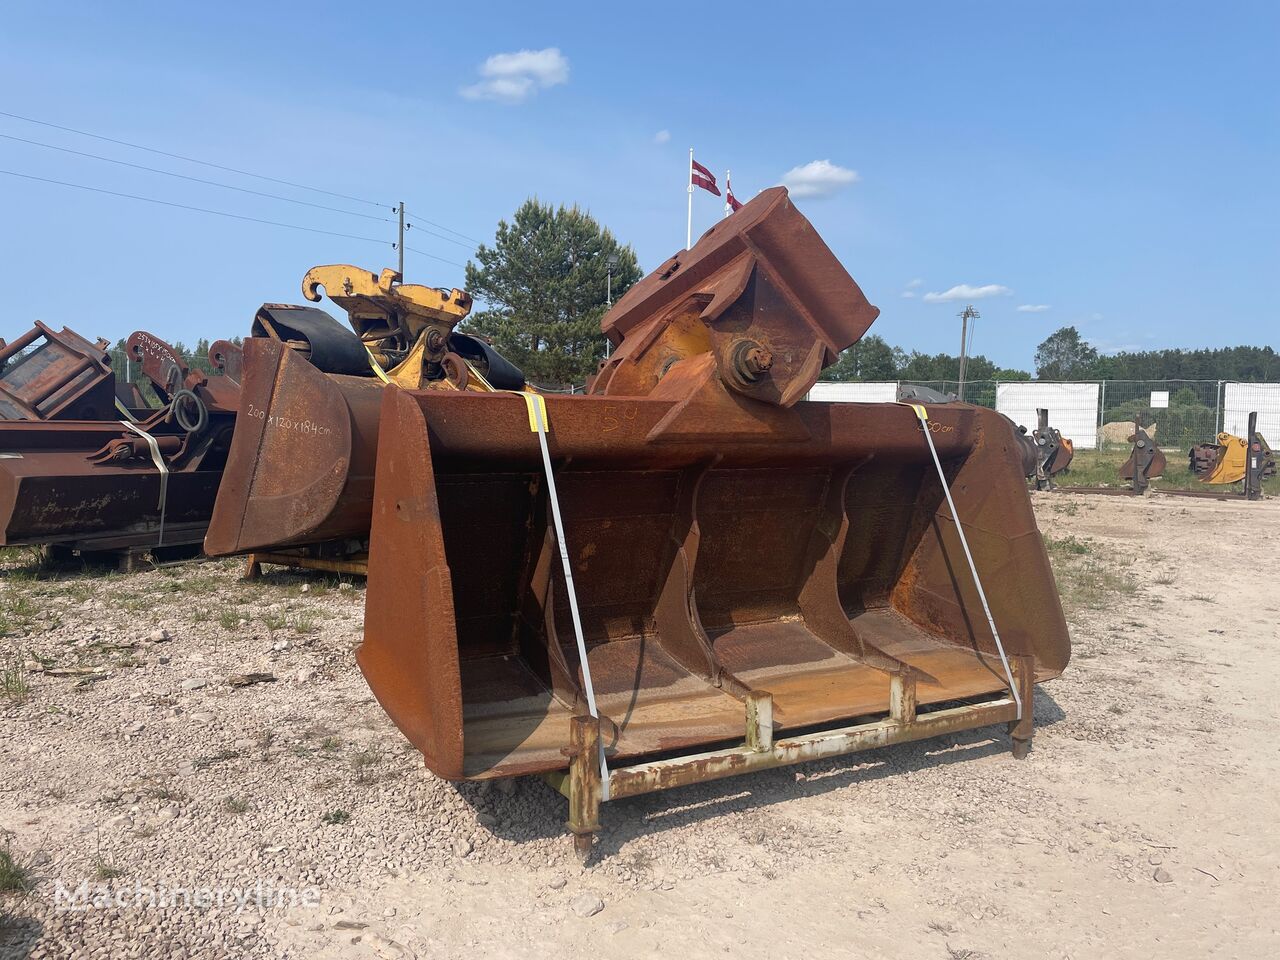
[2, 492, 1278, 959]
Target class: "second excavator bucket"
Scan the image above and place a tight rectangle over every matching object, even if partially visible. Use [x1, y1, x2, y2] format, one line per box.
[359, 187, 1069, 781]
[204, 274, 526, 561]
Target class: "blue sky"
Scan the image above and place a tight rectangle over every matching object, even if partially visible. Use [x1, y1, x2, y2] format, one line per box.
[1, 1, 1276, 370]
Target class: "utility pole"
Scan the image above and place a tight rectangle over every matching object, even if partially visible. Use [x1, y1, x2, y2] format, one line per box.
[957, 304, 980, 400]
[397, 202, 405, 278]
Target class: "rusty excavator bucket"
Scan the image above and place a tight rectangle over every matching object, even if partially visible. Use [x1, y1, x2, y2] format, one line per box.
[356, 187, 1070, 811]
[204, 266, 525, 569]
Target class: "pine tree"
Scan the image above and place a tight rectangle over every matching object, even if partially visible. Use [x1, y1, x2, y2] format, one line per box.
[462, 199, 642, 386]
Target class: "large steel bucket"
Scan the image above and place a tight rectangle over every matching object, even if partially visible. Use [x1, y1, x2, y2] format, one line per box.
[359, 386, 1070, 780]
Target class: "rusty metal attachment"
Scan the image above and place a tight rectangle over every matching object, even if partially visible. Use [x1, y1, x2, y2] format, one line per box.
[351, 187, 1070, 848]
[1017, 408, 1074, 490]
[0, 322, 117, 421]
[0, 330, 239, 565]
[553, 656, 1037, 860]
[204, 266, 526, 570]
[1190, 414, 1275, 497]
[1118, 420, 1166, 495]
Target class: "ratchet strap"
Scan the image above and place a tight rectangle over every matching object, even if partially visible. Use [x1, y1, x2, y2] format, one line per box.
[899, 402, 1022, 720]
[510, 390, 612, 800]
[364, 344, 392, 384]
[119, 420, 169, 546]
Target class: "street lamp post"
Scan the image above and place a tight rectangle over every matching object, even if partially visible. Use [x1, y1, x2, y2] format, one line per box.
[606, 253, 619, 307]
[605, 253, 620, 360]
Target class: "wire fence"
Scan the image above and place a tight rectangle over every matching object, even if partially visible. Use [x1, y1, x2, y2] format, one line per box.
[811, 379, 1280, 451]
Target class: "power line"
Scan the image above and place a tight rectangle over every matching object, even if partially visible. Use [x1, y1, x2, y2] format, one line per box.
[403, 208, 481, 245]
[405, 245, 466, 269]
[0, 109, 390, 209]
[402, 219, 476, 249]
[1, 110, 484, 260]
[0, 132, 396, 223]
[0, 169, 392, 246]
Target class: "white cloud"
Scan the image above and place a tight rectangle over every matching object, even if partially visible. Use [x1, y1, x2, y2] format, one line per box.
[460, 48, 569, 104]
[1017, 303, 1050, 313]
[654, 129, 671, 144]
[922, 283, 1012, 303]
[901, 291, 917, 299]
[780, 159, 860, 198]
[906, 278, 923, 288]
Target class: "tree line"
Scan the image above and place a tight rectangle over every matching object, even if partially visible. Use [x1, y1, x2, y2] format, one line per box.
[822, 326, 1279, 384]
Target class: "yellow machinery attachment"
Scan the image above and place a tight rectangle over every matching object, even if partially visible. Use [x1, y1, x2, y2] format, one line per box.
[1201, 432, 1250, 485]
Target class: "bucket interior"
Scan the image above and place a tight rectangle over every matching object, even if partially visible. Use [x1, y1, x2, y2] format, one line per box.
[428, 450, 1016, 777]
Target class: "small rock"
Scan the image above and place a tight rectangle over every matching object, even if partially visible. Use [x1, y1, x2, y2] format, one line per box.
[334, 920, 368, 930]
[156, 805, 179, 821]
[608, 920, 628, 935]
[1148, 854, 1163, 866]
[149, 630, 171, 643]
[571, 895, 604, 918]
[306, 923, 324, 932]
[1153, 867, 1173, 883]
[181, 678, 207, 691]
[296, 668, 317, 683]
[453, 839, 473, 858]
[301, 583, 311, 593]
[547, 876, 567, 891]
[190, 712, 214, 723]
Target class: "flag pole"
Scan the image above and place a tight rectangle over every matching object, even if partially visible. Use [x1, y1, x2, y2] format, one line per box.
[723, 170, 731, 219]
[686, 147, 694, 250]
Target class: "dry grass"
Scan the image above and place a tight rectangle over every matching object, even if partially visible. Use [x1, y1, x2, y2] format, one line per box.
[1043, 534, 1138, 614]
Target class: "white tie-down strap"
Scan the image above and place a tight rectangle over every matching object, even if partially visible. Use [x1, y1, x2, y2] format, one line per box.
[119, 421, 169, 546]
[513, 392, 612, 800]
[900, 403, 1023, 721]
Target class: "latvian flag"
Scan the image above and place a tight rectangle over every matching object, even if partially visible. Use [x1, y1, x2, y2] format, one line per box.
[691, 158, 721, 196]
[726, 173, 743, 212]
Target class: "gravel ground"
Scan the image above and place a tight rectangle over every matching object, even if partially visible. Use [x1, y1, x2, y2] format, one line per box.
[2, 492, 1278, 959]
